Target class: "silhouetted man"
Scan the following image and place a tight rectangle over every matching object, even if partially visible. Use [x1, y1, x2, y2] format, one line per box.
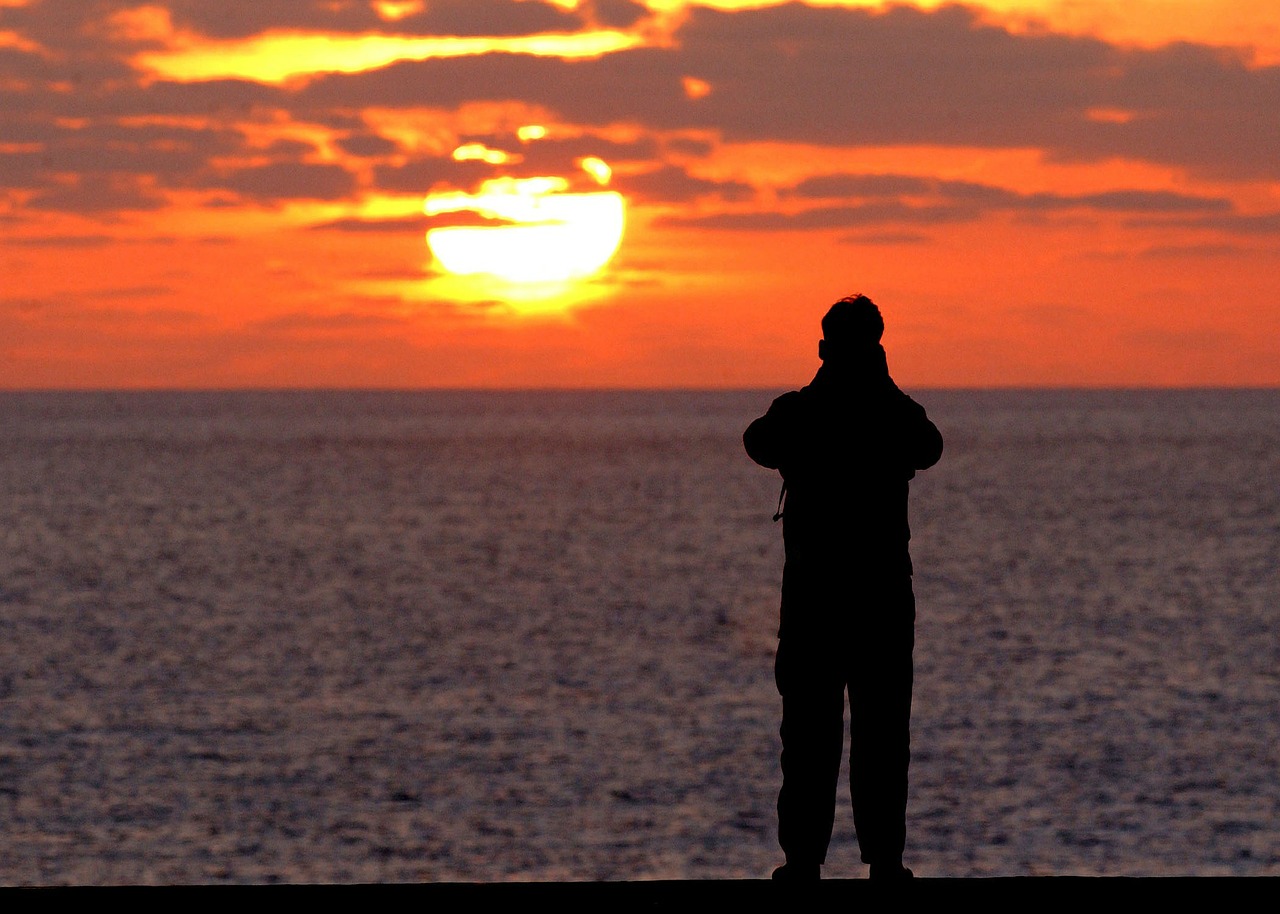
[744, 294, 942, 881]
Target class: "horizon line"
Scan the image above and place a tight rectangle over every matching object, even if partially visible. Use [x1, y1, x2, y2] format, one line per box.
[2, 385, 1279, 394]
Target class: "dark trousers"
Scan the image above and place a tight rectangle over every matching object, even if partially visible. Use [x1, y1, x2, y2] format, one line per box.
[774, 578, 915, 867]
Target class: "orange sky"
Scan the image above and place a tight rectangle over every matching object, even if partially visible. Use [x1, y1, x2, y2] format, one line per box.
[2, 0, 1278, 388]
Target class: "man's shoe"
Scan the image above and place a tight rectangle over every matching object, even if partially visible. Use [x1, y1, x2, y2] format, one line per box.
[771, 862, 821, 881]
[868, 863, 914, 880]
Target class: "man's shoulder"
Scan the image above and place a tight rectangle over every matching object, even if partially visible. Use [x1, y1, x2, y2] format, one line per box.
[892, 388, 928, 414]
[769, 389, 807, 411]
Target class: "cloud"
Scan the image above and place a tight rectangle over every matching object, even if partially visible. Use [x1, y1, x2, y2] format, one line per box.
[663, 136, 715, 158]
[292, 4, 1280, 179]
[1181, 212, 1280, 234]
[309, 215, 430, 233]
[1121, 210, 1280, 235]
[1048, 189, 1232, 213]
[580, 0, 650, 30]
[27, 174, 169, 212]
[500, 133, 660, 173]
[118, 0, 591, 41]
[371, 156, 492, 194]
[0, 149, 53, 189]
[415, 130, 667, 192]
[838, 231, 931, 246]
[1, 1, 166, 57]
[658, 200, 976, 231]
[614, 164, 754, 203]
[0, 50, 299, 206]
[3, 0, 1278, 226]
[791, 174, 942, 199]
[1133, 243, 1248, 259]
[5, 120, 245, 177]
[0, 295, 206, 327]
[335, 132, 400, 157]
[657, 178, 1231, 230]
[310, 212, 517, 232]
[1, 110, 373, 209]
[664, 5, 1280, 179]
[205, 161, 357, 201]
[2, 234, 117, 248]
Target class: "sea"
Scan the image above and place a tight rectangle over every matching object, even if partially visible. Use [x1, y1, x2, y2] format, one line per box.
[0, 389, 1276, 884]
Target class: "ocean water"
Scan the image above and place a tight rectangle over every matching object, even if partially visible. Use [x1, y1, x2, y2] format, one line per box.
[0, 389, 1276, 883]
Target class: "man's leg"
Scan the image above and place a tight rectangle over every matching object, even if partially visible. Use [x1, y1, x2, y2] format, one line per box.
[774, 636, 845, 876]
[847, 578, 915, 871]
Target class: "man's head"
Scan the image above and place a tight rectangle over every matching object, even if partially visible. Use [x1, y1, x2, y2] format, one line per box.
[819, 294, 883, 361]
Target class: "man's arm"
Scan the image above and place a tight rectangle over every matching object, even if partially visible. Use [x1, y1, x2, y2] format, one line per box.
[743, 391, 802, 470]
[899, 396, 943, 471]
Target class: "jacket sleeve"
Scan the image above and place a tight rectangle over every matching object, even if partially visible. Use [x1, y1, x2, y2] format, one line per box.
[900, 396, 943, 471]
[743, 391, 801, 470]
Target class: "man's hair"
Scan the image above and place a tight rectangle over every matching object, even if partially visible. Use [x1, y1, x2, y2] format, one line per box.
[822, 294, 883, 345]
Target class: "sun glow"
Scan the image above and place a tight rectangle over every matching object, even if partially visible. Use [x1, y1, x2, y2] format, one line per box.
[578, 156, 612, 185]
[425, 176, 625, 285]
[373, 0, 425, 21]
[137, 30, 642, 83]
[452, 142, 514, 165]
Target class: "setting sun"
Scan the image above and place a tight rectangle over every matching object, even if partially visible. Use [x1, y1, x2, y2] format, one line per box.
[424, 174, 626, 288]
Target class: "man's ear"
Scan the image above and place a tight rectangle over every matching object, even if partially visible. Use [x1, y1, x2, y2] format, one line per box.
[818, 339, 827, 361]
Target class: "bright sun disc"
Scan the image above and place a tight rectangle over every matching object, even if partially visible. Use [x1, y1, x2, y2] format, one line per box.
[424, 176, 626, 285]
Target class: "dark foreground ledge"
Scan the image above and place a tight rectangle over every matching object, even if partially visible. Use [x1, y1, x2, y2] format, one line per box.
[6, 877, 1274, 908]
